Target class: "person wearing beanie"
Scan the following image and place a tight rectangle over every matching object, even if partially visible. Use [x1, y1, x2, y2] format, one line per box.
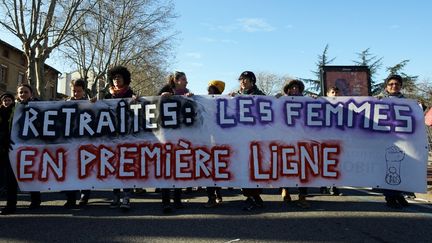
[204, 80, 226, 208]
[0, 93, 15, 108]
[0, 92, 16, 215]
[208, 80, 225, 95]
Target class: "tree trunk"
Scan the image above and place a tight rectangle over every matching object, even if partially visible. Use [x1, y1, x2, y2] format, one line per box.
[26, 55, 38, 96]
[35, 58, 46, 99]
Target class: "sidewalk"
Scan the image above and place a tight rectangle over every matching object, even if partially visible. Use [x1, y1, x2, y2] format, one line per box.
[415, 186, 432, 203]
[415, 158, 432, 202]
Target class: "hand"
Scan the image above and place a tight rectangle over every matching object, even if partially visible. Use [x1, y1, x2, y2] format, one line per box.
[228, 92, 237, 97]
[160, 92, 172, 97]
[89, 97, 97, 103]
[131, 95, 140, 103]
[185, 92, 194, 97]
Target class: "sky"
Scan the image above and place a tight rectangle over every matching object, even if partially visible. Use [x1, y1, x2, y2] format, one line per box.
[1, 0, 431, 95]
[171, 0, 432, 94]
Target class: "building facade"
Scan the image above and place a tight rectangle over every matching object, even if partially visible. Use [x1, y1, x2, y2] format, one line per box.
[0, 39, 60, 99]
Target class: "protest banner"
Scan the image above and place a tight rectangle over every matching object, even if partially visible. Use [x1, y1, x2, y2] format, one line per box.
[9, 95, 428, 192]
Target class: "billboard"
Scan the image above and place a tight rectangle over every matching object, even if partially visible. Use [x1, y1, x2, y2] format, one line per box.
[321, 66, 371, 96]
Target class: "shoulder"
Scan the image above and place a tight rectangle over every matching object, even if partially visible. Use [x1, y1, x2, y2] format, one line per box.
[124, 88, 134, 98]
[252, 87, 265, 95]
[158, 85, 174, 96]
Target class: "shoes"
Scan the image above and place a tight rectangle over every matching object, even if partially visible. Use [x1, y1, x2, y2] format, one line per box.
[204, 199, 218, 208]
[253, 195, 264, 208]
[120, 197, 131, 210]
[1, 206, 16, 215]
[215, 197, 223, 204]
[64, 200, 77, 209]
[29, 201, 41, 210]
[330, 187, 342, 196]
[281, 188, 292, 202]
[297, 195, 310, 209]
[396, 195, 409, 207]
[320, 187, 330, 194]
[110, 194, 121, 208]
[385, 197, 402, 209]
[242, 197, 256, 211]
[79, 197, 89, 206]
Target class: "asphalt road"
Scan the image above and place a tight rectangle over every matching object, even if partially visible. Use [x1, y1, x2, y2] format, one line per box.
[1, 188, 431, 243]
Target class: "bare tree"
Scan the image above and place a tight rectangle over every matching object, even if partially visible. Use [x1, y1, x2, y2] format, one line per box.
[255, 71, 292, 96]
[0, 0, 92, 99]
[61, 0, 177, 98]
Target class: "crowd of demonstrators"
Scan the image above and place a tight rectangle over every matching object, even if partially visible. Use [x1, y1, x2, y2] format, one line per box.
[0, 71, 423, 215]
[229, 71, 266, 211]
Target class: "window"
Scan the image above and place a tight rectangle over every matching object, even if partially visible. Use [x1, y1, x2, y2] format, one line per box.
[2, 49, 9, 58]
[17, 72, 25, 83]
[0, 64, 8, 84]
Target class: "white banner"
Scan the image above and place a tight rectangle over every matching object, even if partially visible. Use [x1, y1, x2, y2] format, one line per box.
[9, 95, 428, 192]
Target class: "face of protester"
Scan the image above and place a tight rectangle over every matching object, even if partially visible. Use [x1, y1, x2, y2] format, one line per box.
[208, 85, 220, 95]
[175, 74, 188, 89]
[287, 85, 302, 96]
[72, 85, 85, 100]
[113, 74, 125, 89]
[386, 79, 402, 95]
[2, 97, 13, 107]
[17, 86, 32, 102]
[327, 89, 339, 97]
[239, 78, 253, 92]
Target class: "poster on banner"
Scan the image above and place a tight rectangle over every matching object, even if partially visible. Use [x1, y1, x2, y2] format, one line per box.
[9, 95, 428, 192]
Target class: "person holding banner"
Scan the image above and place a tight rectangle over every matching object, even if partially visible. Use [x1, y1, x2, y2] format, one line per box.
[375, 74, 410, 209]
[157, 71, 192, 213]
[280, 79, 310, 209]
[63, 79, 92, 208]
[0, 93, 16, 215]
[319, 87, 342, 196]
[3, 84, 42, 212]
[230, 71, 266, 211]
[204, 80, 225, 208]
[105, 66, 134, 211]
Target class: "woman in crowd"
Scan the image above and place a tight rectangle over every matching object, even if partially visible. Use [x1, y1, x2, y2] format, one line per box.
[280, 79, 310, 209]
[375, 74, 410, 209]
[157, 71, 193, 213]
[204, 80, 225, 208]
[105, 65, 134, 211]
[0, 92, 16, 215]
[63, 79, 91, 208]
